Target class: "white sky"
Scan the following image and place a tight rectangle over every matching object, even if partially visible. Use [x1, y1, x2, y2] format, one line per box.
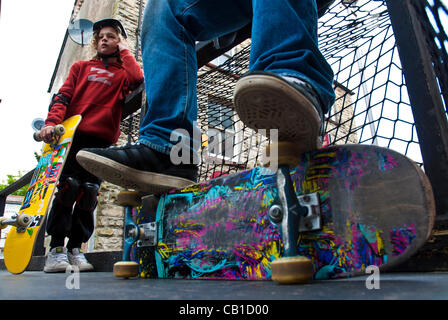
[0, 1, 75, 182]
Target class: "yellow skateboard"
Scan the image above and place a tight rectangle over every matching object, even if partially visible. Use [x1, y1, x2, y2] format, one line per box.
[1, 115, 82, 274]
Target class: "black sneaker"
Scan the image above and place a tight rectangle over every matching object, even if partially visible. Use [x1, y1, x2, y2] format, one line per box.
[233, 71, 324, 154]
[76, 143, 198, 194]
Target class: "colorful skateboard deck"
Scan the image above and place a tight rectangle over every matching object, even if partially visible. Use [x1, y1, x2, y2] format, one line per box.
[124, 144, 435, 280]
[3, 115, 82, 274]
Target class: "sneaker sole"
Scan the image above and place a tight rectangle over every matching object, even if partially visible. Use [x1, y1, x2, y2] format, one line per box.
[76, 151, 195, 194]
[70, 264, 94, 272]
[233, 74, 321, 154]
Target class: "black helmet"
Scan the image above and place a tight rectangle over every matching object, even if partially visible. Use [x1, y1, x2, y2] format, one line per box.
[93, 18, 127, 38]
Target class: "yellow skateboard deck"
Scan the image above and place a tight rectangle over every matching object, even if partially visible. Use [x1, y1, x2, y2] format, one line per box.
[3, 115, 82, 274]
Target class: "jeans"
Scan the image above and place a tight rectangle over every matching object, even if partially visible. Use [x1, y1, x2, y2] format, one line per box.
[139, 0, 335, 157]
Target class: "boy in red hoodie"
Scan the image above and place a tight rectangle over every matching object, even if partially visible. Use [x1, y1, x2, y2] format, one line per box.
[40, 19, 143, 273]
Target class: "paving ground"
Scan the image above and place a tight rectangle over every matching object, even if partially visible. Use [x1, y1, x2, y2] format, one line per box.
[3, 270, 448, 300]
[1, 270, 446, 317]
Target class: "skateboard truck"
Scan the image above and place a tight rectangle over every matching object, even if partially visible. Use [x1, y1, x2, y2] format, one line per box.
[0, 214, 32, 233]
[124, 221, 158, 248]
[113, 191, 142, 278]
[136, 222, 157, 248]
[297, 193, 321, 232]
[269, 193, 321, 234]
[33, 124, 65, 148]
[114, 191, 158, 278]
[266, 141, 318, 284]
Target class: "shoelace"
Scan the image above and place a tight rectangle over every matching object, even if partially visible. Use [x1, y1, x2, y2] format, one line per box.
[283, 76, 325, 135]
[53, 253, 69, 263]
[70, 253, 88, 264]
[109, 142, 141, 149]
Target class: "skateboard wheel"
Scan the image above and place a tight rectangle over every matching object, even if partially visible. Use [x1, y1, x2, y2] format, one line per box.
[113, 261, 139, 278]
[117, 191, 142, 207]
[54, 124, 65, 136]
[33, 125, 64, 142]
[0, 217, 8, 229]
[271, 256, 313, 284]
[17, 214, 32, 228]
[265, 142, 302, 168]
[33, 131, 43, 142]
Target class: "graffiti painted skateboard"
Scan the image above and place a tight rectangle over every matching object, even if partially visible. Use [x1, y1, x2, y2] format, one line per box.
[1, 115, 82, 274]
[114, 143, 435, 283]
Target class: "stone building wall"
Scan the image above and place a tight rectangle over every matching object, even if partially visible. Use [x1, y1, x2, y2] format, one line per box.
[326, 86, 358, 145]
[92, 0, 147, 252]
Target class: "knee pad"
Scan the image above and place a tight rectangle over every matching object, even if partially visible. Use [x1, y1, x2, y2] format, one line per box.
[76, 182, 100, 211]
[54, 177, 80, 208]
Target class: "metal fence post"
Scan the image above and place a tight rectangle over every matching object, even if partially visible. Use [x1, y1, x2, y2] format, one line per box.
[0, 196, 5, 218]
[386, 0, 448, 219]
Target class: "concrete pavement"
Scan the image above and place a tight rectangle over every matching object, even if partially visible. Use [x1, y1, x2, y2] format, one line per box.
[1, 270, 447, 300]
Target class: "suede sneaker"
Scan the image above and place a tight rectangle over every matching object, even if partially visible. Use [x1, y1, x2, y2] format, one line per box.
[68, 248, 94, 272]
[76, 143, 198, 194]
[233, 71, 324, 154]
[44, 247, 70, 273]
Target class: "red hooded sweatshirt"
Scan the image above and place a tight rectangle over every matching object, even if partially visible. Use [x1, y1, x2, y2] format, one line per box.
[45, 49, 144, 143]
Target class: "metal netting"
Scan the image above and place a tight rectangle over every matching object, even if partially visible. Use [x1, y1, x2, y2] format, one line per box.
[196, 45, 269, 180]
[121, 0, 447, 183]
[321, 0, 422, 163]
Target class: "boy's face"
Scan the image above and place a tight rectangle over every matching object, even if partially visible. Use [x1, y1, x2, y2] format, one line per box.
[96, 26, 120, 55]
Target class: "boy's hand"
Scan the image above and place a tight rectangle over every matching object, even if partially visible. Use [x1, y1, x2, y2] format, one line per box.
[118, 42, 129, 52]
[40, 126, 55, 144]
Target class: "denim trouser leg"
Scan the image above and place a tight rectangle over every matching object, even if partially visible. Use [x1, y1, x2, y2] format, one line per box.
[139, 0, 334, 158]
[250, 0, 335, 111]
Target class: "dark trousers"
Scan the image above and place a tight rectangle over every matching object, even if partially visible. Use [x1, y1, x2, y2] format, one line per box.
[46, 132, 110, 250]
